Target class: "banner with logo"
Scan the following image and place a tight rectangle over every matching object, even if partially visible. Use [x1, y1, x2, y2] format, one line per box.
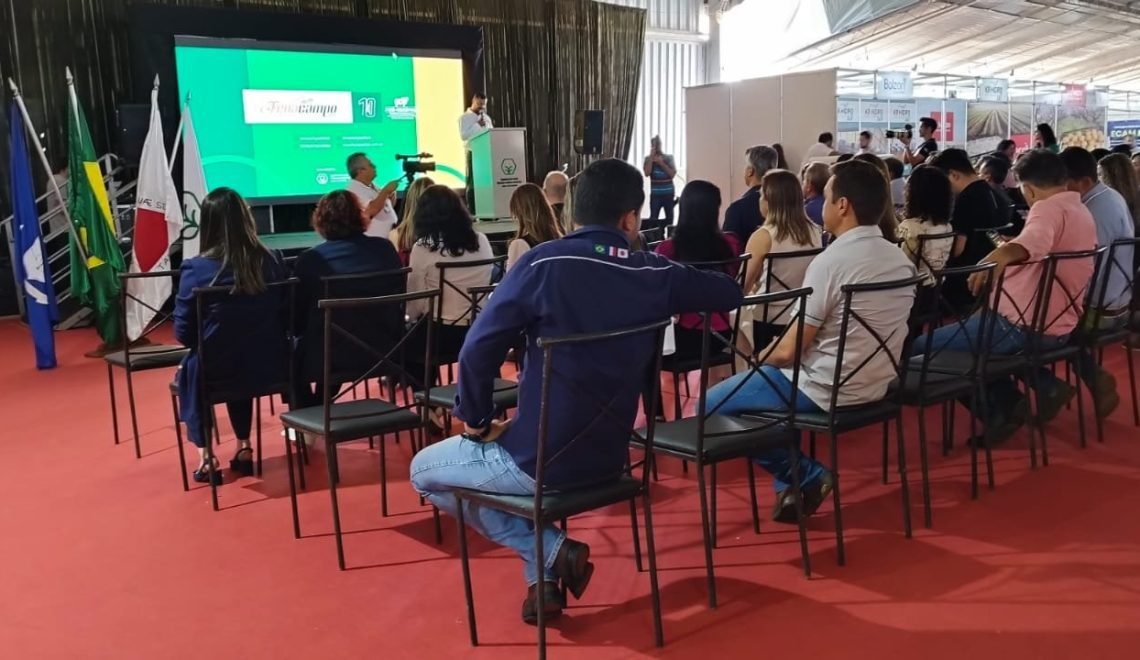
[1108, 120, 1140, 147]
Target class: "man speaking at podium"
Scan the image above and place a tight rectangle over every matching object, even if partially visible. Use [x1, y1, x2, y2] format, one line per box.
[459, 92, 493, 212]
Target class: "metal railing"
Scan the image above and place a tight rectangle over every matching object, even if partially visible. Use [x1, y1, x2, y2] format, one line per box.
[1, 153, 137, 326]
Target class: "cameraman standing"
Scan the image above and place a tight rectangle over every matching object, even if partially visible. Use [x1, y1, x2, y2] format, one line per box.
[897, 116, 939, 167]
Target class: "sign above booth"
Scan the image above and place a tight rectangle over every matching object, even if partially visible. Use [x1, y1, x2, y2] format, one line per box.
[976, 78, 1008, 103]
[875, 71, 913, 99]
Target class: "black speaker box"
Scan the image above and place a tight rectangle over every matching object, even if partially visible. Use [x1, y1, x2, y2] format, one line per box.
[574, 110, 604, 155]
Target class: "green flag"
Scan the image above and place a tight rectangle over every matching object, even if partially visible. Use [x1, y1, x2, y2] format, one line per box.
[68, 91, 124, 345]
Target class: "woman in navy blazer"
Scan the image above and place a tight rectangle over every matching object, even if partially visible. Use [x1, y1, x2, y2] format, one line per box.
[175, 188, 289, 485]
[292, 190, 404, 408]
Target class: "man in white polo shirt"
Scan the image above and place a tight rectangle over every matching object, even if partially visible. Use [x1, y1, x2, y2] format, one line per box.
[705, 159, 916, 523]
[345, 152, 400, 238]
[459, 92, 493, 211]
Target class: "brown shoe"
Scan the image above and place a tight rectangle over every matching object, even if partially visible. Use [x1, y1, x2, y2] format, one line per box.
[552, 539, 594, 600]
[521, 582, 564, 625]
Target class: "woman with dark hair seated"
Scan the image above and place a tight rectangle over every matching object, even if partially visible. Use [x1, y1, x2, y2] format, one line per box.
[407, 185, 495, 365]
[654, 180, 741, 360]
[292, 189, 404, 407]
[175, 187, 289, 484]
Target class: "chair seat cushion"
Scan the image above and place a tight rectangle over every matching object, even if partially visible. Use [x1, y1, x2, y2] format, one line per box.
[281, 399, 421, 442]
[898, 369, 975, 404]
[793, 400, 901, 431]
[661, 352, 733, 374]
[452, 475, 642, 520]
[105, 344, 189, 371]
[416, 379, 518, 411]
[641, 414, 793, 462]
[913, 352, 1025, 378]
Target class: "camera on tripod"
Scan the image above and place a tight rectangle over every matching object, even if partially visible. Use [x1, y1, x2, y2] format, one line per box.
[395, 152, 437, 184]
[885, 124, 913, 140]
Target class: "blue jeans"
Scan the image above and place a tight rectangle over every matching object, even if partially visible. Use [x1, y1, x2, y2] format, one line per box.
[911, 314, 1067, 422]
[410, 436, 565, 586]
[704, 365, 825, 493]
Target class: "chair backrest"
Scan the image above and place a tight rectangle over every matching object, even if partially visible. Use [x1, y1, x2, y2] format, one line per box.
[1092, 237, 1139, 313]
[1033, 248, 1105, 342]
[826, 275, 925, 414]
[639, 227, 666, 246]
[910, 229, 957, 285]
[468, 284, 498, 323]
[675, 254, 750, 350]
[318, 289, 442, 432]
[314, 268, 411, 381]
[531, 319, 671, 496]
[912, 263, 995, 385]
[697, 288, 812, 454]
[756, 247, 823, 325]
[119, 270, 181, 358]
[192, 278, 297, 406]
[435, 256, 506, 326]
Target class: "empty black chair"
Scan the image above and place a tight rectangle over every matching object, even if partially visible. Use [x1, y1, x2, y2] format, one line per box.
[105, 270, 188, 458]
[450, 319, 670, 658]
[186, 279, 297, 510]
[641, 288, 813, 608]
[280, 289, 442, 570]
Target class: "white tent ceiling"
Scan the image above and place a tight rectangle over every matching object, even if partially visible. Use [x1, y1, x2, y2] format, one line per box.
[765, 0, 1140, 91]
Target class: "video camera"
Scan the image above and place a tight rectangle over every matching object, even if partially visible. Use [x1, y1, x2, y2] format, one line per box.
[395, 152, 436, 184]
[885, 124, 913, 140]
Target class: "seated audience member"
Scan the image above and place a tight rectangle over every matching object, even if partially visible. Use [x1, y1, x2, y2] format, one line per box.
[1099, 153, 1140, 231]
[930, 148, 1012, 307]
[884, 156, 906, 208]
[915, 149, 1096, 442]
[723, 145, 778, 240]
[293, 190, 404, 408]
[1033, 147, 1136, 416]
[706, 160, 917, 521]
[655, 180, 742, 360]
[804, 132, 836, 160]
[773, 143, 790, 170]
[506, 183, 563, 272]
[743, 170, 823, 353]
[175, 187, 290, 484]
[390, 176, 434, 266]
[1131, 152, 1140, 180]
[979, 155, 1025, 232]
[853, 153, 900, 242]
[897, 165, 954, 287]
[1093, 148, 1113, 161]
[1111, 144, 1133, 157]
[542, 170, 570, 230]
[801, 162, 829, 226]
[407, 185, 496, 363]
[857, 130, 874, 154]
[835, 153, 854, 163]
[409, 159, 743, 624]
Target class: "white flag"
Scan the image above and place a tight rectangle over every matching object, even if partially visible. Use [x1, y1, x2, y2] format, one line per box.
[181, 102, 206, 258]
[126, 79, 183, 341]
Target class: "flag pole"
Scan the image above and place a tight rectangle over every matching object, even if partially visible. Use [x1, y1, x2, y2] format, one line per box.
[7, 77, 89, 263]
[169, 91, 187, 175]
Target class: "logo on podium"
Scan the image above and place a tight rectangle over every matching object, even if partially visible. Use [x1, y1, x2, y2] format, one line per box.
[500, 158, 517, 176]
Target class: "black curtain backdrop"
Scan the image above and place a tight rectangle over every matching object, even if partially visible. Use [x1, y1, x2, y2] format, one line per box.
[0, 0, 647, 204]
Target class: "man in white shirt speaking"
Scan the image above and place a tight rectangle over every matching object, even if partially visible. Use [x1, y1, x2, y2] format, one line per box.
[459, 92, 493, 211]
[345, 152, 400, 238]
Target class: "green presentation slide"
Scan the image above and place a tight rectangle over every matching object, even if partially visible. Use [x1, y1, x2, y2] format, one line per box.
[174, 39, 466, 202]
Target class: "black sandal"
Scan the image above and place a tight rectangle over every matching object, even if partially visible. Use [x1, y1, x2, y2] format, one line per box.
[193, 457, 223, 486]
[229, 447, 254, 477]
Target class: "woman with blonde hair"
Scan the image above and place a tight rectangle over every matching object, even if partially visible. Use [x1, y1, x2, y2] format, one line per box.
[1099, 153, 1140, 231]
[505, 183, 563, 271]
[390, 176, 434, 265]
[742, 169, 822, 352]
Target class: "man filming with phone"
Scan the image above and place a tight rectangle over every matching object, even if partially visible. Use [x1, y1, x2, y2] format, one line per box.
[345, 152, 401, 237]
[895, 116, 939, 166]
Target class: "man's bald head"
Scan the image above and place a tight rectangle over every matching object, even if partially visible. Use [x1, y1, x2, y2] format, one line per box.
[543, 171, 569, 203]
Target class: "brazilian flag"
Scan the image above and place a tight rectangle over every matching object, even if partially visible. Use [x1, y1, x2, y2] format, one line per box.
[68, 93, 124, 345]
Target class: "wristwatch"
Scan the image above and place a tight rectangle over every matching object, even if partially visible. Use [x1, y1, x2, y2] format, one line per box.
[462, 424, 491, 442]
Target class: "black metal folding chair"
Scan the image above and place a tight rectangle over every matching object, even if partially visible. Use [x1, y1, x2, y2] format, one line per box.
[899, 263, 996, 527]
[435, 256, 506, 381]
[188, 279, 297, 511]
[451, 319, 670, 658]
[759, 275, 924, 565]
[105, 270, 188, 458]
[748, 248, 823, 353]
[641, 288, 813, 608]
[1080, 237, 1140, 442]
[280, 289, 442, 570]
[415, 284, 519, 423]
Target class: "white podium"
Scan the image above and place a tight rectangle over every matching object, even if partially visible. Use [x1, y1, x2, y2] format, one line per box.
[470, 127, 528, 220]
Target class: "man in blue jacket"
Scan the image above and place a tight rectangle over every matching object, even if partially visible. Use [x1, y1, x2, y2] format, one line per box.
[410, 158, 743, 624]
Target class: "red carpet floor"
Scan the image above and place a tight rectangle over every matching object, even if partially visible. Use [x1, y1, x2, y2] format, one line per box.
[2, 319, 1140, 659]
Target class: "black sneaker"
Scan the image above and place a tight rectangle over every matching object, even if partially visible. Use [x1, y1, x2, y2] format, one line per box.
[521, 582, 564, 625]
[772, 470, 835, 524]
[970, 397, 1029, 448]
[1037, 381, 1077, 423]
[1092, 369, 1120, 419]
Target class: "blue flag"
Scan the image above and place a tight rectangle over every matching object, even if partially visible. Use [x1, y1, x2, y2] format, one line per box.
[9, 101, 58, 369]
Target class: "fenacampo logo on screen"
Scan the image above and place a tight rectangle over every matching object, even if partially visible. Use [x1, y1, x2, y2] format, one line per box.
[242, 90, 353, 124]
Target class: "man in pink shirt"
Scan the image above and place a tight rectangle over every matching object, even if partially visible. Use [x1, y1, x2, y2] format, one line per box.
[914, 149, 1097, 444]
